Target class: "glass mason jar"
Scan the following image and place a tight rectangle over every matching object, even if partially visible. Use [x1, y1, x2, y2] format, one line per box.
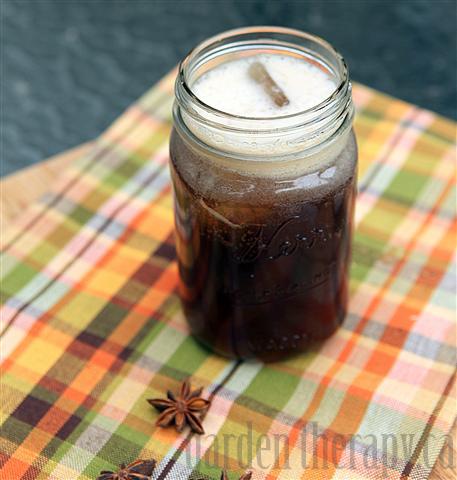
[169, 27, 357, 361]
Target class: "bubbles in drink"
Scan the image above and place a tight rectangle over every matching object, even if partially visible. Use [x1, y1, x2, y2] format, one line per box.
[170, 129, 357, 361]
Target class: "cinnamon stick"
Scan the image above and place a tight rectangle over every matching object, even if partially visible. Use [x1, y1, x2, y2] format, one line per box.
[248, 61, 290, 107]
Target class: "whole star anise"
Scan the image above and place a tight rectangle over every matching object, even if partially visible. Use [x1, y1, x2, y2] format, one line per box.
[220, 470, 252, 480]
[147, 379, 210, 434]
[96, 459, 155, 480]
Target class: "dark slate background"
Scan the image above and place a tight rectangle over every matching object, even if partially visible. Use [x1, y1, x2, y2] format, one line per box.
[2, 0, 456, 176]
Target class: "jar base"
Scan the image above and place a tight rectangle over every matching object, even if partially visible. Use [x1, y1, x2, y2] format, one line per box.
[188, 318, 345, 363]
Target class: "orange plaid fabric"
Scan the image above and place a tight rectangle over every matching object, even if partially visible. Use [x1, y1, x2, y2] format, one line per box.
[1, 72, 456, 479]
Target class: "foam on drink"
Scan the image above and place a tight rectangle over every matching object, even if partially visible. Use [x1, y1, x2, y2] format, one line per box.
[182, 53, 349, 166]
[178, 53, 353, 185]
[192, 53, 336, 118]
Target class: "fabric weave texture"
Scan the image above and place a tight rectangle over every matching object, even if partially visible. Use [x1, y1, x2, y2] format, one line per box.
[1, 71, 456, 480]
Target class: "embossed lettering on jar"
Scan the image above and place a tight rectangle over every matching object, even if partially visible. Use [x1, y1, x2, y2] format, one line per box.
[169, 27, 357, 361]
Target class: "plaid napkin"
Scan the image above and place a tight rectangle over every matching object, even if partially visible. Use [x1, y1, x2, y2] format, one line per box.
[1, 70, 456, 480]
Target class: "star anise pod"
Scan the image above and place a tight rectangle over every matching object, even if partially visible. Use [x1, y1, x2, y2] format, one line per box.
[220, 470, 252, 480]
[96, 459, 155, 480]
[147, 379, 210, 434]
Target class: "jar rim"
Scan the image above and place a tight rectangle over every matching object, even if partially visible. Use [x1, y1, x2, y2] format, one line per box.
[176, 26, 350, 125]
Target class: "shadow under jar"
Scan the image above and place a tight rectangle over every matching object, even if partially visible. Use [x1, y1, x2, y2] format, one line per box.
[169, 27, 357, 362]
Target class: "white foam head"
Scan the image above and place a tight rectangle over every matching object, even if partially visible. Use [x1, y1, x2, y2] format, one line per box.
[181, 53, 345, 159]
[192, 53, 336, 118]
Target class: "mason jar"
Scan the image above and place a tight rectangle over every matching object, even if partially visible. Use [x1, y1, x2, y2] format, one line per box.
[169, 26, 357, 361]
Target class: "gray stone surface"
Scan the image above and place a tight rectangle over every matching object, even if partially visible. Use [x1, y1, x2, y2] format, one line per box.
[2, 0, 456, 176]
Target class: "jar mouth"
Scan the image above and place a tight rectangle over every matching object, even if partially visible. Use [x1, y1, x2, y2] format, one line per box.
[176, 26, 350, 130]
